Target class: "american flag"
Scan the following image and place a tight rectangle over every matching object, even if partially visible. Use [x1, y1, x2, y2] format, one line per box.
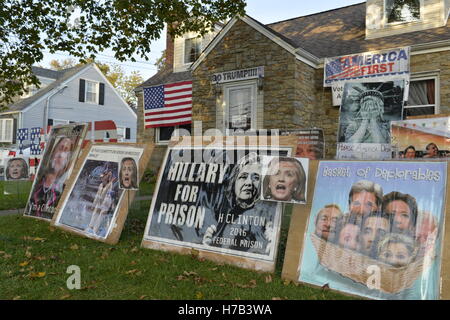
[143, 81, 192, 128]
[17, 128, 29, 142]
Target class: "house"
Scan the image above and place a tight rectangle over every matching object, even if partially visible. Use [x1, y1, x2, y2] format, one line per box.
[135, 0, 450, 163]
[0, 63, 137, 147]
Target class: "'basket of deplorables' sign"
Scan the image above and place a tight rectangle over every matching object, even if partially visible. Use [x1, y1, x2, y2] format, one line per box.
[289, 160, 446, 300]
[310, 232, 430, 294]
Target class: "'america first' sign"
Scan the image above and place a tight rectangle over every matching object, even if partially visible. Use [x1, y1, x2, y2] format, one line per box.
[324, 47, 410, 86]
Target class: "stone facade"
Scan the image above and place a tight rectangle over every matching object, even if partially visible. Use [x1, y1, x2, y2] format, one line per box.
[137, 18, 450, 164]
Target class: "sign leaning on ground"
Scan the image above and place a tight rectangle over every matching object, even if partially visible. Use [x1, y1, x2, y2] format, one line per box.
[23, 123, 88, 221]
[142, 135, 297, 272]
[52, 143, 153, 244]
[282, 160, 450, 300]
[51, 143, 153, 244]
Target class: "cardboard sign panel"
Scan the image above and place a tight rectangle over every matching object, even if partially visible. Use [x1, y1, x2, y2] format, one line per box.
[52, 143, 153, 244]
[391, 117, 450, 159]
[261, 156, 309, 205]
[24, 123, 88, 221]
[283, 160, 448, 300]
[337, 81, 404, 160]
[4, 157, 29, 181]
[280, 129, 325, 160]
[142, 136, 297, 272]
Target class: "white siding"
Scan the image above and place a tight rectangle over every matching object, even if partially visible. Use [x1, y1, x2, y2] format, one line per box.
[173, 28, 220, 73]
[21, 65, 137, 142]
[366, 0, 447, 39]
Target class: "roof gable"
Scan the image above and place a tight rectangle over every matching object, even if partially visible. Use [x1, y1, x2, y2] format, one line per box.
[6, 64, 89, 112]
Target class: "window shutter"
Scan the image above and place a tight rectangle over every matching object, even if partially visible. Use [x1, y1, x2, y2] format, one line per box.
[12, 119, 17, 144]
[125, 128, 131, 140]
[48, 119, 54, 126]
[79, 79, 85, 102]
[99, 83, 105, 105]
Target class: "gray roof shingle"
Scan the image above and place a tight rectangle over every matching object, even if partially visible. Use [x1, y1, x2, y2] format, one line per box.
[135, 68, 191, 91]
[7, 64, 89, 112]
[268, 2, 450, 58]
[137, 2, 450, 89]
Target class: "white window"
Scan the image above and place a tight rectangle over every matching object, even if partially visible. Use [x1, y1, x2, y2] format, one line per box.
[403, 75, 438, 118]
[224, 82, 257, 133]
[52, 119, 70, 126]
[385, 0, 421, 24]
[184, 37, 202, 64]
[0, 119, 14, 143]
[116, 127, 126, 142]
[85, 80, 99, 104]
[156, 124, 192, 144]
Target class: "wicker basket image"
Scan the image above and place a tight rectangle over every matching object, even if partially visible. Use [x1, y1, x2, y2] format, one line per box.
[310, 233, 426, 295]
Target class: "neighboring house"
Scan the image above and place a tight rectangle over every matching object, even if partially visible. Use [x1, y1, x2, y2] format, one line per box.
[136, 0, 450, 162]
[0, 63, 137, 146]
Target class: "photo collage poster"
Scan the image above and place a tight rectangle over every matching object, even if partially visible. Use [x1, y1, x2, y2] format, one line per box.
[337, 80, 405, 160]
[391, 117, 450, 159]
[54, 145, 143, 240]
[298, 161, 447, 300]
[143, 146, 291, 263]
[24, 123, 88, 220]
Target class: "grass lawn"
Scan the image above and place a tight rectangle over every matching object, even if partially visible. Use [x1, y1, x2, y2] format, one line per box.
[0, 181, 32, 211]
[0, 196, 350, 300]
[0, 181, 153, 211]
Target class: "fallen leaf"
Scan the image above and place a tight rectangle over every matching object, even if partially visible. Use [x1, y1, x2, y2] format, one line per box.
[60, 294, 71, 300]
[265, 275, 272, 283]
[272, 297, 282, 300]
[235, 280, 257, 289]
[19, 261, 29, 267]
[322, 283, 330, 291]
[33, 256, 46, 261]
[13, 296, 21, 300]
[70, 244, 79, 250]
[125, 269, 142, 276]
[130, 261, 137, 266]
[195, 292, 203, 299]
[283, 280, 291, 286]
[131, 247, 139, 253]
[29, 272, 46, 278]
[3, 254, 12, 259]
[183, 271, 198, 277]
[25, 251, 32, 258]
[139, 295, 147, 300]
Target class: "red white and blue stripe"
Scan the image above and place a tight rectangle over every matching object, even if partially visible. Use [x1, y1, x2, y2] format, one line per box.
[143, 81, 192, 128]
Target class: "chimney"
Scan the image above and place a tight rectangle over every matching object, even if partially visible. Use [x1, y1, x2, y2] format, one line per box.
[165, 25, 175, 70]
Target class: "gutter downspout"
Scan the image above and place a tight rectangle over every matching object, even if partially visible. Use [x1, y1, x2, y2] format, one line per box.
[43, 85, 68, 138]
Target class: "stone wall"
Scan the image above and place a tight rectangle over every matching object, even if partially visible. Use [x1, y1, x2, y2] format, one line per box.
[193, 19, 299, 131]
[138, 17, 450, 164]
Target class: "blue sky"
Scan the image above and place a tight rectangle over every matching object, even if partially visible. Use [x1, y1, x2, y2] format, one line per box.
[41, 0, 364, 80]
